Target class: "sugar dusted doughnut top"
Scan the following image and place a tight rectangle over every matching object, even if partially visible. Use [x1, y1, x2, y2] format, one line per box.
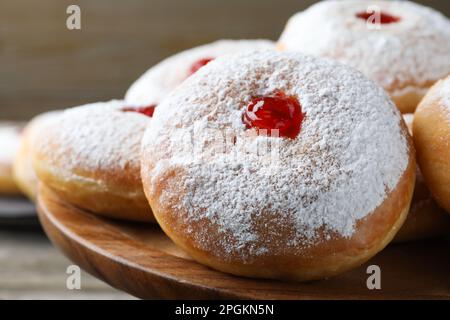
[142, 51, 409, 257]
[278, 0, 450, 96]
[34, 100, 151, 186]
[125, 39, 274, 106]
[0, 123, 21, 164]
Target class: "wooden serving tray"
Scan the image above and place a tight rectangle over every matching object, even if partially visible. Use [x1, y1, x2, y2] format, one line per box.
[37, 187, 450, 300]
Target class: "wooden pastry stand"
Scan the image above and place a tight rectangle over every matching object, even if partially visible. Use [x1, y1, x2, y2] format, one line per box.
[37, 186, 450, 300]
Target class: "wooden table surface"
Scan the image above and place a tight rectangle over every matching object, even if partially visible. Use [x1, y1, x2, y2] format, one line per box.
[0, 227, 134, 299]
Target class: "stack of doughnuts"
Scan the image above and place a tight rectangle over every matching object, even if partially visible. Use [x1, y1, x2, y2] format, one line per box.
[31, 39, 274, 221]
[276, 0, 450, 244]
[20, 1, 449, 282]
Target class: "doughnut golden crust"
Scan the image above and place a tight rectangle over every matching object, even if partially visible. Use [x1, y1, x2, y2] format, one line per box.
[141, 51, 415, 281]
[277, 0, 450, 114]
[391, 85, 432, 115]
[393, 114, 450, 242]
[414, 76, 450, 214]
[149, 158, 415, 281]
[13, 111, 61, 200]
[32, 101, 154, 222]
[0, 122, 22, 195]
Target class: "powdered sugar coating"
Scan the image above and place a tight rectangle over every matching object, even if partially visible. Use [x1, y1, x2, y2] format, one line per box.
[278, 0, 450, 96]
[403, 113, 414, 133]
[142, 51, 409, 259]
[125, 39, 274, 106]
[35, 100, 150, 183]
[25, 111, 62, 145]
[0, 123, 21, 164]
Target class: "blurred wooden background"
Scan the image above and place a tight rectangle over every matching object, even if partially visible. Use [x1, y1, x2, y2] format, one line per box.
[1, 0, 449, 120]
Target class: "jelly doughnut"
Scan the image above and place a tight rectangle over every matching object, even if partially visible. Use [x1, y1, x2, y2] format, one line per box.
[278, 0, 450, 113]
[140, 51, 416, 281]
[32, 101, 154, 221]
[125, 39, 274, 107]
[414, 76, 450, 214]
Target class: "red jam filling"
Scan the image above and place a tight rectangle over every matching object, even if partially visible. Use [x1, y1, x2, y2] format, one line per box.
[122, 105, 156, 117]
[242, 91, 305, 139]
[356, 11, 400, 24]
[189, 58, 214, 76]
